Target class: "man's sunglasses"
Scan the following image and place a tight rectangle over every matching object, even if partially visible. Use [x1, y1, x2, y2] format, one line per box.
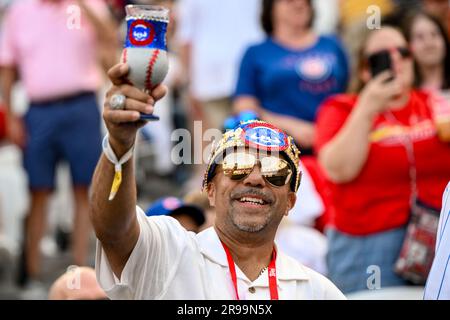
[220, 151, 293, 188]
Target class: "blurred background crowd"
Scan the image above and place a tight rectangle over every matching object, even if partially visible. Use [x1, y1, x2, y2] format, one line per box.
[0, 0, 449, 300]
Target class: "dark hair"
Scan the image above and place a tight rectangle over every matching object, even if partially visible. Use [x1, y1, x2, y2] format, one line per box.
[403, 10, 450, 90]
[261, 0, 314, 36]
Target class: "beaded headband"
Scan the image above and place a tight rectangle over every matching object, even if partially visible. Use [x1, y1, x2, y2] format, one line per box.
[202, 120, 302, 192]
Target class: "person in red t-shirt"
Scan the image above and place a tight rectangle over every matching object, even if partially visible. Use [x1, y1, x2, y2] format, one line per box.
[315, 25, 450, 293]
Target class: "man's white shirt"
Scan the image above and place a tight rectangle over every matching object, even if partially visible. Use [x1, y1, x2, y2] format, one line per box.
[424, 182, 450, 300]
[96, 207, 346, 300]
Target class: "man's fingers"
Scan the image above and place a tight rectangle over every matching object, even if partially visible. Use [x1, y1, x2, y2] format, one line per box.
[124, 98, 154, 114]
[105, 71, 166, 109]
[119, 85, 152, 103]
[107, 63, 130, 86]
[151, 84, 168, 102]
[105, 84, 152, 107]
[104, 109, 140, 124]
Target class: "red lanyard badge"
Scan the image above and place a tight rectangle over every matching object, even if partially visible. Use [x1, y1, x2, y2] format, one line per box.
[221, 241, 279, 300]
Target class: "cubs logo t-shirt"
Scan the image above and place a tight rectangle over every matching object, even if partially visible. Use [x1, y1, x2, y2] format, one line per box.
[234, 36, 349, 122]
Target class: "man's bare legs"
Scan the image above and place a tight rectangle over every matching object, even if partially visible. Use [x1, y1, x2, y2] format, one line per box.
[72, 186, 92, 266]
[24, 190, 51, 279]
[22, 186, 92, 283]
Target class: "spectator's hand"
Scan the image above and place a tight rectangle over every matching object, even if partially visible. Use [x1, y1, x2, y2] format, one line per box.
[6, 114, 26, 149]
[358, 71, 404, 117]
[103, 63, 167, 156]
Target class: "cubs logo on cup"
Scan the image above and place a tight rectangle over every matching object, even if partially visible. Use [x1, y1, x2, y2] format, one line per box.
[129, 19, 155, 46]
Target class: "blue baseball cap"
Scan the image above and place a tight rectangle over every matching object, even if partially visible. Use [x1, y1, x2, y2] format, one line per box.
[145, 197, 206, 227]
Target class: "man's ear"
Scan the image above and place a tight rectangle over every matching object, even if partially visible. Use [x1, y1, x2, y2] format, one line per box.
[207, 182, 216, 207]
[285, 191, 297, 216]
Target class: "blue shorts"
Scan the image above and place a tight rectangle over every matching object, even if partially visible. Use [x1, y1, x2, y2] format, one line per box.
[326, 226, 410, 294]
[23, 92, 102, 190]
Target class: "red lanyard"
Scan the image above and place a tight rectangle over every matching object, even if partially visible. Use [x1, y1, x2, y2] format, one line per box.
[221, 241, 279, 300]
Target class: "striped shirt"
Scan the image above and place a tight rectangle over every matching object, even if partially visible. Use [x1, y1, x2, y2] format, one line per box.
[424, 182, 450, 300]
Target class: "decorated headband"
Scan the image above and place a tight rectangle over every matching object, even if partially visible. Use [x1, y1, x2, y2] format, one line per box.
[202, 120, 302, 192]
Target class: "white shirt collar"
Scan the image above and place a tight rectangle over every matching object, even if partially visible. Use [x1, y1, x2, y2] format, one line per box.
[196, 227, 310, 282]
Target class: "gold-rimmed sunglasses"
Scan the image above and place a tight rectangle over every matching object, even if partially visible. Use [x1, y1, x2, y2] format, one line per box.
[220, 150, 293, 187]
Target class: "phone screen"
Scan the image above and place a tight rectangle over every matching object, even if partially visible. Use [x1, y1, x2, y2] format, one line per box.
[368, 50, 393, 80]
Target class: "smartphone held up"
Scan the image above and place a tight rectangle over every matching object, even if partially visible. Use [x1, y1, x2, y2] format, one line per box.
[368, 50, 394, 81]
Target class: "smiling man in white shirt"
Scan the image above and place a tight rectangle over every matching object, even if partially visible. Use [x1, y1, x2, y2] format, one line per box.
[91, 63, 345, 300]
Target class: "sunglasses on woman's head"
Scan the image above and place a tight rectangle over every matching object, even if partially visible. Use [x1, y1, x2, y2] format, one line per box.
[220, 151, 293, 188]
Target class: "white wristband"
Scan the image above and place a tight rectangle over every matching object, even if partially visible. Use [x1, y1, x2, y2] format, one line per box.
[102, 134, 135, 200]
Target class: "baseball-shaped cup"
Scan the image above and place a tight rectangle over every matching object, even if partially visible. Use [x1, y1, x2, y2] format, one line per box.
[122, 5, 169, 120]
